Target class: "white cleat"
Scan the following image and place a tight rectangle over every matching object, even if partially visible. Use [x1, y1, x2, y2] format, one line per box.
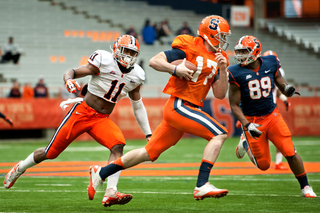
[193, 182, 228, 200]
[302, 185, 317, 198]
[88, 165, 103, 200]
[236, 134, 248, 159]
[4, 161, 24, 189]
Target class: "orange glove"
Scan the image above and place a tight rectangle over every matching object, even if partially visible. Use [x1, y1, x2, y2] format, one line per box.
[65, 78, 80, 93]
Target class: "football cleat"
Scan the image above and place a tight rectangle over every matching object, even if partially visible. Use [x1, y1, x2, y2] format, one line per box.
[88, 165, 103, 200]
[236, 134, 248, 159]
[302, 186, 317, 198]
[193, 182, 228, 200]
[4, 161, 24, 189]
[275, 162, 288, 170]
[102, 188, 133, 207]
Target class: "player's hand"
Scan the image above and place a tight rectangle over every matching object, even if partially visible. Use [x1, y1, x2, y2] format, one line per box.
[245, 123, 262, 140]
[284, 100, 290, 111]
[65, 79, 80, 93]
[175, 58, 194, 81]
[215, 52, 227, 71]
[4, 116, 13, 126]
[146, 134, 152, 142]
[284, 84, 300, 97]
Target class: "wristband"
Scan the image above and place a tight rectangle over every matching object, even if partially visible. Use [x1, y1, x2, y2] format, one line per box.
[146, 134, 152, 139]
[173, 66, 177, 75]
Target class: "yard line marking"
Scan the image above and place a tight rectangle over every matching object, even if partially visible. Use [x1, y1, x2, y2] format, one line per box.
[0, 188, 303, 197]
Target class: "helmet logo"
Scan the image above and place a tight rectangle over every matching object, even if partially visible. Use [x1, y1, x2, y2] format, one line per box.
[253, 38, 260, 49]
[209, 18, 220, 31]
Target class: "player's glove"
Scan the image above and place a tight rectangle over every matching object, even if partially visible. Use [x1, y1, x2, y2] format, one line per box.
[245, 123, 262, 140]
[284, 100, 290, 111]
[284, 84, 300, 97]
[146, 134, 152, 142]
[65, 78, 80, 94]
[4, 116, 13, 126]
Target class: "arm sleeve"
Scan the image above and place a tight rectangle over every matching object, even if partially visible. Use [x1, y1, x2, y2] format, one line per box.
[164, 48, 186, 63]
[130, 98, 152, 137]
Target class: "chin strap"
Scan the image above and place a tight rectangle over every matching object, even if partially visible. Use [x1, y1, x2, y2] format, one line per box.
[130, 98, 152, 137]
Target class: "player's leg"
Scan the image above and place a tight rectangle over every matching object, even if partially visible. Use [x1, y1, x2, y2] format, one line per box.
[163, 98, 229, 199]
[268, 113, 316, 197]
[243, 123, 271, 171]
[88, 118, 135, 205]
[275, 148, 288, 170]
[4, 103, 87, 189]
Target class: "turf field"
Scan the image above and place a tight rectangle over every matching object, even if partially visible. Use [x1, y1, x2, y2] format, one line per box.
[0, 136, 319, 212]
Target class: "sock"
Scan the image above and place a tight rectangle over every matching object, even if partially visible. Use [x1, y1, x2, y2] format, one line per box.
[295, 172, 309, 189]
[99, 158, 125, 180]
[275, 152, 283, 165]
[107, 171, 121, 191]
[18, 153, 37, 172]
[196, 160, 214, 187]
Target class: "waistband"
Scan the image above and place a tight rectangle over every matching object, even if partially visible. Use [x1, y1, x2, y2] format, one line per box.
[245, 108, 278, 123]
[81, 101, 109, 118]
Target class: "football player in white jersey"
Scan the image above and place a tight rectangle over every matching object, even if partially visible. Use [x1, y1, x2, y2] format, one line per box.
[4, 35, 152, 207]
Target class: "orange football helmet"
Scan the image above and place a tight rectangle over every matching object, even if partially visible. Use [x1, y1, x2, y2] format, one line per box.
[197, 15, 231, 51]
[262, 50, 278, 58]
[234, 35, 261, 65]
[112, 35, 140, 69]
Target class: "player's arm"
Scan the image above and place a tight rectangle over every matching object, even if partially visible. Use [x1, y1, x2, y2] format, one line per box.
[0, 112, 13, 126]
[277, 89, 290, 111]
[212, 52, 228, 99]
[229, 83, 262, 139]
[228, 83, 248, 126]
[149, 50, 193, 80]
[63, 63, 99, 93]
[275, 71, 299, 97]
[128, 86, 152, 141]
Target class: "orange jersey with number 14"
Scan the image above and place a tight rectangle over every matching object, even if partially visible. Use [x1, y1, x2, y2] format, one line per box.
[162, 35, 229, 107]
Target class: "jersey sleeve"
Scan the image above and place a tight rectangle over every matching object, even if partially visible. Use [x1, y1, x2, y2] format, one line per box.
[171, 35, 195, 55]
[88, 50, 114, 75]
[274, 55, 282, 77]
[227, 67, 240, 87]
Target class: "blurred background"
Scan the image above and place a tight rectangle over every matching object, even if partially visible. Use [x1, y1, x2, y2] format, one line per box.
[0, 0, 319, 139]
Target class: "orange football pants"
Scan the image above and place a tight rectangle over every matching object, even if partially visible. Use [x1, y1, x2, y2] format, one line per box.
[243, 107, 295, 170]
[145, 96, 228, 161]
[45, 101, 125, 159]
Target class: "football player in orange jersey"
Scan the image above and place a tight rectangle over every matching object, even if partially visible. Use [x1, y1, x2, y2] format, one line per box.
[88, 15, 231, 201]
[4, 35, 153, 207]
[235, 50, 291, 170]
[228, 35, 316, 198]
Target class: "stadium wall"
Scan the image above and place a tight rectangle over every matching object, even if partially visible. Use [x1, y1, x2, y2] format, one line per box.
[0, 97, 320, 139]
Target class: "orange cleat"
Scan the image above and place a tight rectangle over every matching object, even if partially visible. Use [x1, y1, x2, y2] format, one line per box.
[275, 162, 288, 170]
[102, 188, 133, 207]
[88, 165, 103, 200]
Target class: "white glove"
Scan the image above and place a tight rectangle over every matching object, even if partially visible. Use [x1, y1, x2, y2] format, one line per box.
[60, 97, 84, 111]
[245, 123, 262, 140]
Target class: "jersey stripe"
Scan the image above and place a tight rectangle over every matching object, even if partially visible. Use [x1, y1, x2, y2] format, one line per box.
[174, 98, 225, 135]
[45, 103, 79, 154]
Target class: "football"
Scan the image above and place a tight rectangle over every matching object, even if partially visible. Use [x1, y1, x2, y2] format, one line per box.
[170, 59, 197, 72]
